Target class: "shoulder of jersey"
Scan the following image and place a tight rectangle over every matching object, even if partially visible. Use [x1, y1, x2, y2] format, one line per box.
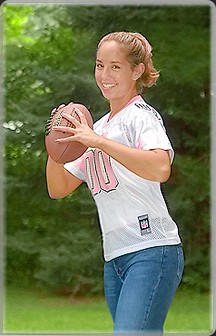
[131, 100, 163, 124]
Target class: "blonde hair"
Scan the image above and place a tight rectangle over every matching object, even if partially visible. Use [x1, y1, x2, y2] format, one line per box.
[97, 31, 160, 93]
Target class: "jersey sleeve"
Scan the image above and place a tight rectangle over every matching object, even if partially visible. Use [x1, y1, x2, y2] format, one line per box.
[64, 155, 86, 182]
[130, 107, 174, 163]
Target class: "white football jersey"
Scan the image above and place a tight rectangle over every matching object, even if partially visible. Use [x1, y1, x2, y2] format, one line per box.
[64, 95, 181, 261]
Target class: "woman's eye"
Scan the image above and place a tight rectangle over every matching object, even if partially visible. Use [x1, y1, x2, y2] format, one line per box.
[112, 65, 120, 69]
[96, 63, 103, 69]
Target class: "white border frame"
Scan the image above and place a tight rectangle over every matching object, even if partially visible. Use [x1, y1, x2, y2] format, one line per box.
[0, 1, 215, 335]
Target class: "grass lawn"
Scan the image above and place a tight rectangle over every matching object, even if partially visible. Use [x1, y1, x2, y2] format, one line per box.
[3, 285, 212, 334]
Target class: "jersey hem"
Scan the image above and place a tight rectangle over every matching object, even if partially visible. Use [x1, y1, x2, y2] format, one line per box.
[104, 238, 181, 262]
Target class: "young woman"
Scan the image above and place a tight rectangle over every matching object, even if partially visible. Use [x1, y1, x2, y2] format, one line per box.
[46, 31, 184, 333]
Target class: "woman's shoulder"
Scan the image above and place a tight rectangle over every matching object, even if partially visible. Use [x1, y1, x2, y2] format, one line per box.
[125, 98, 162, 122]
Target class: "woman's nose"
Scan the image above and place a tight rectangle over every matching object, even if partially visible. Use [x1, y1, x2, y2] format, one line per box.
[101, 67, 111, 80]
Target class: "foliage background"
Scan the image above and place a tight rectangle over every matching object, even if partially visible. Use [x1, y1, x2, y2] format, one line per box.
[3, 3, 211, 295]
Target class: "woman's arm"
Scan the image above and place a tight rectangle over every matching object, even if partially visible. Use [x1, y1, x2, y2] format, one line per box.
[54, 111, 171, 183]
[46, 156, 82, 199]
[96, 137, 171, 182]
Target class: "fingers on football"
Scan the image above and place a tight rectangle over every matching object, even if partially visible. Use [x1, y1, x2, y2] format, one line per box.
[61, 113, 81, 128]
[57, 104, 66, 111]
[50, 103, 66, 115]
[55, 135, 76, 143]
[73, 109, 88, 125]
[50, 107, 57, 115]
[53, 125, 75, 134]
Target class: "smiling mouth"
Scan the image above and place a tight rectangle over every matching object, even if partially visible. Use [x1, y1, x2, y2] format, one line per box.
[102, 83, 116, 89]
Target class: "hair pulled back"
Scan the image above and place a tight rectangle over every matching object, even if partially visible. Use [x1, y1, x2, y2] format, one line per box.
[97, 31, 160, 93]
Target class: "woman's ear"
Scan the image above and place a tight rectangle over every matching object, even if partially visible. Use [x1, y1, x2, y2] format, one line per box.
[133, 63, 145, 80]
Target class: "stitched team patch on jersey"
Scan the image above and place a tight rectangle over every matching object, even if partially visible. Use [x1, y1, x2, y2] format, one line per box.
[138, 214, 151, 235]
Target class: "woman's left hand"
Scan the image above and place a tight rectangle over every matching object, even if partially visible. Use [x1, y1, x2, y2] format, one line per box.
[53, 108, 101, 148]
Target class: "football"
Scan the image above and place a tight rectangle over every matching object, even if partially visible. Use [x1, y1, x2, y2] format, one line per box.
[45, 102, 93, 163]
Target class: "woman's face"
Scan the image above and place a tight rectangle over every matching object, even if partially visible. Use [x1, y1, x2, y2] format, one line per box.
[95, 41, 138, 103]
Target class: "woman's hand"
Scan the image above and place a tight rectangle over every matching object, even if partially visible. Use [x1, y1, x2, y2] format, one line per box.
[51, 103, 66, 115]
[53, 109, 102, 148]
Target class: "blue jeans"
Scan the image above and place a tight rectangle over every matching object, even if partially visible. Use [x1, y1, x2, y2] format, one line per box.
[104, 244, 184, 333]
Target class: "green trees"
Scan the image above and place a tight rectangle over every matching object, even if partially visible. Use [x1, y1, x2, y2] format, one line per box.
[3, 4, 211, 294]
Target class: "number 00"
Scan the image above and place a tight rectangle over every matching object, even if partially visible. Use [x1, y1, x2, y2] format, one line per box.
[84, 149, 119, 195]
